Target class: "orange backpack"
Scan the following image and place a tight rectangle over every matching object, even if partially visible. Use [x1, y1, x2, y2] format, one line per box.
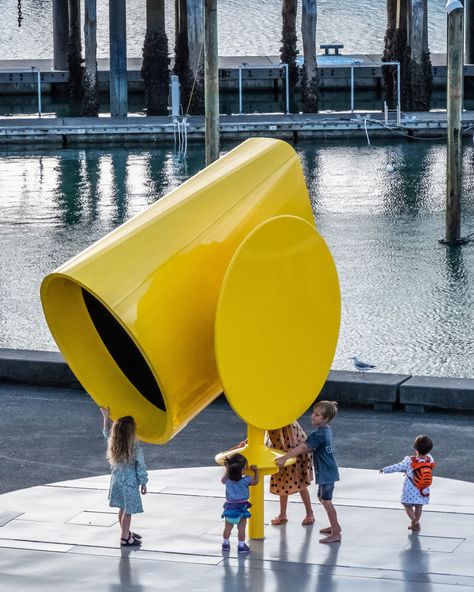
[410, 456, 435, 495]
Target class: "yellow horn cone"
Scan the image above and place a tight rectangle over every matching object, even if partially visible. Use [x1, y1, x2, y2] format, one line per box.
[40, 138, 315, 443]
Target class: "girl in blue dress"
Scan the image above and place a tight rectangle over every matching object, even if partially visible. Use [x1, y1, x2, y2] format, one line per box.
[221, 453, 259, 553]
[100, 407, 148, 547]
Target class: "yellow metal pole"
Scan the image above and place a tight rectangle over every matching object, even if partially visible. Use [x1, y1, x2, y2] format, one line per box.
[247, 423, 266, 540]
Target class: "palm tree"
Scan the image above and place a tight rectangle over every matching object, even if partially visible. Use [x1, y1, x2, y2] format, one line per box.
[141, 0, 170, 115]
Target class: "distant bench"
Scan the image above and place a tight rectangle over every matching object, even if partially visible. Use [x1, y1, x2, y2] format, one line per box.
[320, 43, 344, 56]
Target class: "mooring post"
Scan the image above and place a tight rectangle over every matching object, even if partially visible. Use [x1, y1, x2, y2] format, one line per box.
[443, 0, 465, 245]
[188, 0, 204, 75]
[204, 0, 219, 165]
[109, 0, 128, 117]
[52, 0, 69, 70]
[466, 0, 474, 64]
[82, 0, 99, 116]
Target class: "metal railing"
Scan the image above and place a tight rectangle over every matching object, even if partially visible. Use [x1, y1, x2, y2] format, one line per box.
[0, 66, 42, 117]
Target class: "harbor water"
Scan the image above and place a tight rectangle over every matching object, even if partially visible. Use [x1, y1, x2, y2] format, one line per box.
[1, 139, 473, 378]
[0, 0, 448, 60]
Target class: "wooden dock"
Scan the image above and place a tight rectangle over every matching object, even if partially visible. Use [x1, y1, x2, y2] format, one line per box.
[1, 111, 473, 145]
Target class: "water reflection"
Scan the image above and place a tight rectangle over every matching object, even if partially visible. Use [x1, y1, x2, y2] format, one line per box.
[56, 151, 85, 225]
[222, 552, 265, 592]
[400, 534, 432, 592]
[109, 553, 144, 592]
[1, 140, 473, 377]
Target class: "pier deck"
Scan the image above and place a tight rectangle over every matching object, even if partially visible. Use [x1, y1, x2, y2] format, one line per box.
[0, 110, 471, 145]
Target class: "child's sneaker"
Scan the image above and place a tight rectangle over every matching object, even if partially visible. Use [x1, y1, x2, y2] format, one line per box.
[237, 543, 251, 554]
[221, 541, 230, 551]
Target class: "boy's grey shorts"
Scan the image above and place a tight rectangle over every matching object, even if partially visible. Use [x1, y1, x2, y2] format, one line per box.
[317, 483, 335, 501]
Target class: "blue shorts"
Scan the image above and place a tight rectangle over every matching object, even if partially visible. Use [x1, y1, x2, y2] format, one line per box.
[317, 483, 335, 501]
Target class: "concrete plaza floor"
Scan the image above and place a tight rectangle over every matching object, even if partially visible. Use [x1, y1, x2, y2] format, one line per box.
[1, 466, 474, 591]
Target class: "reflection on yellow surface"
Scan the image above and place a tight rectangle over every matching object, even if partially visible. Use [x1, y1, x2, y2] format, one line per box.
[41, 138, 332, 445]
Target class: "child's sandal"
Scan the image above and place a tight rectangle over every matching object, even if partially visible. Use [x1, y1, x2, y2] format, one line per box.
[129, 531, 142, 540]
[121, 535, 141, 547]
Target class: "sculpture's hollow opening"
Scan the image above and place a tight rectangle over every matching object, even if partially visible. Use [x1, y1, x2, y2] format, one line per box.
[82, 289, 165, 412]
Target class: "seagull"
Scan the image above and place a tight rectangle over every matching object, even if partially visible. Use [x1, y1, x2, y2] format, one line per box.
[349, 356, 376, 373]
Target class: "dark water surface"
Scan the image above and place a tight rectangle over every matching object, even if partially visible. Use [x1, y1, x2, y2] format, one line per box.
[1, 139, 473, 377]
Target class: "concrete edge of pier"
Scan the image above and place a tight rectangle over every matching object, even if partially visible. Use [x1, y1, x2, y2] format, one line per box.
[1, 347, 473, 414]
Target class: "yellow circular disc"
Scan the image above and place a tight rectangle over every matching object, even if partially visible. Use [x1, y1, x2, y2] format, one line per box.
[215, 215, 340, 430]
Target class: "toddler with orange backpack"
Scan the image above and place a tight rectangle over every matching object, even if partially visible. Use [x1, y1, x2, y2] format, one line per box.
[380, 435, 435, 531]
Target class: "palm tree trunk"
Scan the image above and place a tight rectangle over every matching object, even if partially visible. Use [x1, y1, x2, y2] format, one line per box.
[280, 0, 298, 112]
[301, 0, 318, 112]
[141, 0, 170, 115]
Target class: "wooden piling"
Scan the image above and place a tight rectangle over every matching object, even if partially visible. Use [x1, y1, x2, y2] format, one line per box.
[301, 0, 318, 113]
[67, 0, 83, 101]
[141, 0, 170, 115]
[281, 0, 298, 112]
[82, 0, 99, 116]
[52, 0, 68, 70]
[466, 0, 474, 64]
[409, 0, 431, 111]
[188, 0, 204, 75]
[109, 0, 128, 117]
[204, 0, 219, 165]
[445, 0, 464, 244]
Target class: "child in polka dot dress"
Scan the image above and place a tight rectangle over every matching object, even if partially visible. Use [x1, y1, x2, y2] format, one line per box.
[380, 434, 435, 531]
[267, 421, 315, 526]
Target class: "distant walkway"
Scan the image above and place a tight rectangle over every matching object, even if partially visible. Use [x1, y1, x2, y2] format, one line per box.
[0, 466, 473, 591]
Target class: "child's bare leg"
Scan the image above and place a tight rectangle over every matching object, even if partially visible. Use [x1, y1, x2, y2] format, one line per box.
[118, 508, 124, 529]
[403, 504, 419, 530]
[414, 505, 422, 522]
[223, 521, 234, 540]
[412, 505, 423, 530]
[299, 487, 315, 524]
[271, 495, 289, 524]
[120, 512, 132, 540]
[237, 518, 247, 543]
[319, 499, 341, 543]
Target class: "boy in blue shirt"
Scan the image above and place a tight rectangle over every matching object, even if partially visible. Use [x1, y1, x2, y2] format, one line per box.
[276, 400, 341, 543]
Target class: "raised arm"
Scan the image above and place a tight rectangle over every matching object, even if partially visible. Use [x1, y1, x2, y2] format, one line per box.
[249, 464, 260, 485]
[275, 442, 312, 468]
[100, 406, 112, 435]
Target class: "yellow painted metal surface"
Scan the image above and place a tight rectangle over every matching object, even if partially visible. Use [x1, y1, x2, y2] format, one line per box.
[40, 138, 315, 444]
[214, 215, 340, 431]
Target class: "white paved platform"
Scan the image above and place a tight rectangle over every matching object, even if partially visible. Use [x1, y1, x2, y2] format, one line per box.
[0, 467, 473, 591]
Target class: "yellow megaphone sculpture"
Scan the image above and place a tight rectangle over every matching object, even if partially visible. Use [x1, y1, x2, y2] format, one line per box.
[41, 138, 340, 539]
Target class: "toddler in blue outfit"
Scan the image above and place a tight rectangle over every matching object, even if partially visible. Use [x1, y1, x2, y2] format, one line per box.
[221, 453, 259, 553]
[276, 400, 341, 543]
